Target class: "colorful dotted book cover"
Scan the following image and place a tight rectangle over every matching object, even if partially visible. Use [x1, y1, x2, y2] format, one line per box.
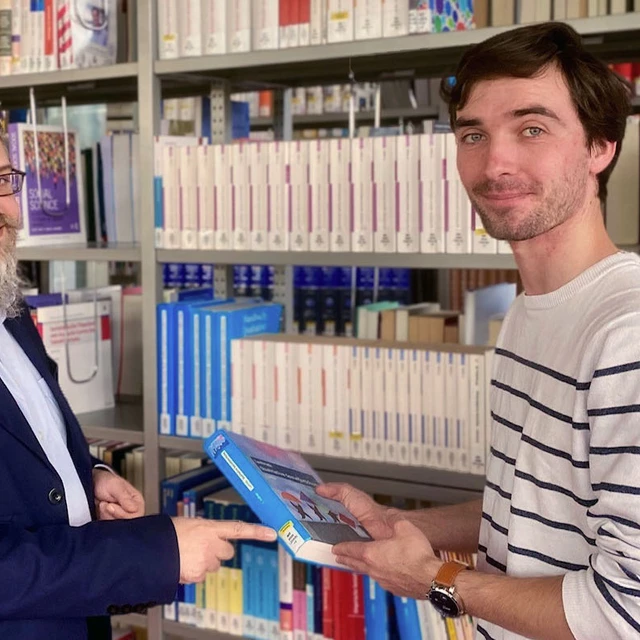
[431, 0, 476, 31]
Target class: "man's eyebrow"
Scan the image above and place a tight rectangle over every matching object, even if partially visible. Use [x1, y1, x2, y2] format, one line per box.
[453, 105, 561, 130]
[510, 105, 561, 121]
[0, 164, 12, 173]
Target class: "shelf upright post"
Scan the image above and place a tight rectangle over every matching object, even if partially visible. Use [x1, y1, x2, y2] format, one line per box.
[136, 0, 164, 637]
[272, 88, 295, 333]
[210, 81, 234, 299]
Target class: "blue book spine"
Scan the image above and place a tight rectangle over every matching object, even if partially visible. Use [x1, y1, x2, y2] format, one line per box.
[364, 577, 391, 640]
[268, 544, 280, 640]
[175, 305, 189, 437]
[153, 167, 163, 246]
[199, 308, 218, 440]
[242, 543, 256, 639]
[393, 596, 422, 640]
[189, 305, 203, 439]
[306, 564, 315, 636]
[157, 303, 175, 435]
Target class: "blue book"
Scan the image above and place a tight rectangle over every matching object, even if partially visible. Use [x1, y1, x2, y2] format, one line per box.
[157, 303, 177, 435]
[204, 429, 372, 567]
[393, 597, 422, 640]
[364, 577, 392, 640]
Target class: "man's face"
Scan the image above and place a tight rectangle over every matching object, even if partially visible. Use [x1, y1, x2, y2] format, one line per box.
[0, 144, 22, 318]
[454, 65, 596, 242]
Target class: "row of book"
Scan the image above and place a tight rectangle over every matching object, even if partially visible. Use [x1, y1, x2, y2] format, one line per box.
[161, 462, 476, 639]
[229, 334, 492, 475]
[0, 0, 129, 75]
[498, 0, 639, 26]
[153, 130, 511, 255]
[157, 0, 475, 61]
[156, 296, 283, 440]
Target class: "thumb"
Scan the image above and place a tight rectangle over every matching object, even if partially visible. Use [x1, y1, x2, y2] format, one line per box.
[392, 519, 419, 537]
[315, 483, 345, 499]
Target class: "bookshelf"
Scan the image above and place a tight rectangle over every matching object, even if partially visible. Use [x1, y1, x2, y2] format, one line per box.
[0, 62, 139, 109]
[78, 402, 144, 444]
[157, 249, 518, 269]
[6, 1, 640, 638]
[17, 243, 141, 263]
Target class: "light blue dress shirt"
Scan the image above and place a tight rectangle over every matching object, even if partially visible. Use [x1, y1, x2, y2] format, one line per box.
[0, 316, 91, 526]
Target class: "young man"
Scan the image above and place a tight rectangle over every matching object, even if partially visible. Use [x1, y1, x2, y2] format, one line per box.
[318, 22, 639, 639]
[0, 147, 276, 639]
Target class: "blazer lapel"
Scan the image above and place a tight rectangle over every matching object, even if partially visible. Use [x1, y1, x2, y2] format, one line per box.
[0, 316, 54, 468]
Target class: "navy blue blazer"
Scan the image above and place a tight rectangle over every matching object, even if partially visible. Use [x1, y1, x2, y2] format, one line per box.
[0, 305, 180, 639]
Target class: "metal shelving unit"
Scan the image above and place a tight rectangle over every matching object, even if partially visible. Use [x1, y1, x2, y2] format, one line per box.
[0, 62, 139, 108]
[251, 106, 440, 128]
[78, 403, 144, 444]
[6, 4, 640, 639]
[17, 243, 141, 263]
[157, 249, 518, 269]
[155, 13, 640, 90]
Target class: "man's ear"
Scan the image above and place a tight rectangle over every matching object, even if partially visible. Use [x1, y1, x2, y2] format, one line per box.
[590, 139, 617, 176]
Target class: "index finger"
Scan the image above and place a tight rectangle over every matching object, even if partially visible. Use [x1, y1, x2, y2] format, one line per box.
[214, 520, 277, 542]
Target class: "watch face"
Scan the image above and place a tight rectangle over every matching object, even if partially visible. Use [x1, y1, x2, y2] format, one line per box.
[428, 589, 461, 617]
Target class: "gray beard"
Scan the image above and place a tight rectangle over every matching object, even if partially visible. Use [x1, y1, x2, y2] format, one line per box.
[0, 227, 23, 319]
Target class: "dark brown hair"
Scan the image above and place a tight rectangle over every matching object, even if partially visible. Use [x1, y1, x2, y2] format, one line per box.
[440, 21, 632, 203]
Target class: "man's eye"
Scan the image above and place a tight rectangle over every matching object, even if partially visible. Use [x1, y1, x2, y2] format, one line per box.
[523, 127, 543, 137]
[462, 133, 484, 144]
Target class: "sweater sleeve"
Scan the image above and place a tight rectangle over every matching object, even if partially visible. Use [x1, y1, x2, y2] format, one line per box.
[563, 320, 640, 638]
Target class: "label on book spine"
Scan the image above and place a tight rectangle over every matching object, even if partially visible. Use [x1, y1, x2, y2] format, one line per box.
[221, 450, 254, 491]
[279, 521, 304, 554]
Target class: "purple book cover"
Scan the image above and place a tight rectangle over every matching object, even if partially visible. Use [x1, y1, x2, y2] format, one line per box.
[8, 123, 85, 243]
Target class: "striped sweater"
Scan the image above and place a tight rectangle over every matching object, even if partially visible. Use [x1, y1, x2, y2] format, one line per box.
[476, 252, 640, 640]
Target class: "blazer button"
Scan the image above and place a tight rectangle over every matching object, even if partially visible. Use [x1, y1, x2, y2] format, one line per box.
[48, 488, 64, 505]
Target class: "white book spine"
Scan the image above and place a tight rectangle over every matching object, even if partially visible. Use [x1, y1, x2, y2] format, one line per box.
[355, 0, 382, 39]
[197, 144, 215, 250]
[162, 145, 181, 249]
[239, 337, 254, 438]
[372, 347, 386, 461]
[469, 353, 486, 476]
[268, 141, 289, 250]
[472, 208, 497, 254]
[275, 341, 291, 449]
[444, 352, 459, 471]
[332, 344, 351, 457]
[432, 351, 446, 468]
[288, 0, 300, 48]
[384, 347, 398, 463]
[397, 134, 419, 253]
[309, 0, 326, 45]
[19, 0, 29, 72]
[278, 547, 294, 640]
[422, 350, 434, 467]
[322, 344, 337, 455]
[231, 338, 244, 434]
[361, 346, 374, 460]
[227, 0, 251, 53]
[10, 0, 20, 73]
[290, 140, 311, 252]
[215, 144, 232, 250]
[349, 345, 363, 459]
[179, 0, 202, 56]
[263, 342, 279, 447]
[250, 142, 269, 251]
[202, 0, 227, 55]
[445, 134, 470, 254]
[231, 143, 250, 251]
[374, 136, 396, 252]
[252, 0, 279, 50]
[310, 139, 330, 251]
[329, 138, 350, 252]
[396, 348, 410, 466]
[298, 343, 313, 453]
[383, 0, 408, 37]
[408, 348, 423, 466]
[457, 352, 470, 472]
[351, 137, 373, 252]
[308, 342, 324, 454]
[179, 145, 199, 249]
[285, 343, 300, 451]
[158, 0, 179, 59]
[252, 339, 266, 442]
[327, 0, 353, 42]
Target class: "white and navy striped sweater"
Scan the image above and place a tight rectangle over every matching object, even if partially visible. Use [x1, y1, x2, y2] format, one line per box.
[477, 252, 640, 640]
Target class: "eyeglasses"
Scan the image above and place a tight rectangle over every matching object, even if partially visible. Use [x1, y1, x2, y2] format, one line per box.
[0, 170, 26, 197]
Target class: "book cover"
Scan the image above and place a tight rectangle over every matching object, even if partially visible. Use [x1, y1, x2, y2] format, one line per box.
[8, 123, 86, 247]
[204, 429, 372, 567]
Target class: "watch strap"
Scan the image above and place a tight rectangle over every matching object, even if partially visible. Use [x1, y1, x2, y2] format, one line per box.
[433, 560, 467, 588]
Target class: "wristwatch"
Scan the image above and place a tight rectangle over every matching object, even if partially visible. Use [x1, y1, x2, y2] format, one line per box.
[426, 560, 467, 618]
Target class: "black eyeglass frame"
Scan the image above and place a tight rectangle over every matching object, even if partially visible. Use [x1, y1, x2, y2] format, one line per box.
[0, 169, 26, 197]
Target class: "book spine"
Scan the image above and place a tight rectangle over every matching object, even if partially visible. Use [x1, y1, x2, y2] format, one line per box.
[158, 0, 179, 59]
[202, 0, 226, 55]
[175, 306, 189, 437]
[190, 308, 203, 438]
